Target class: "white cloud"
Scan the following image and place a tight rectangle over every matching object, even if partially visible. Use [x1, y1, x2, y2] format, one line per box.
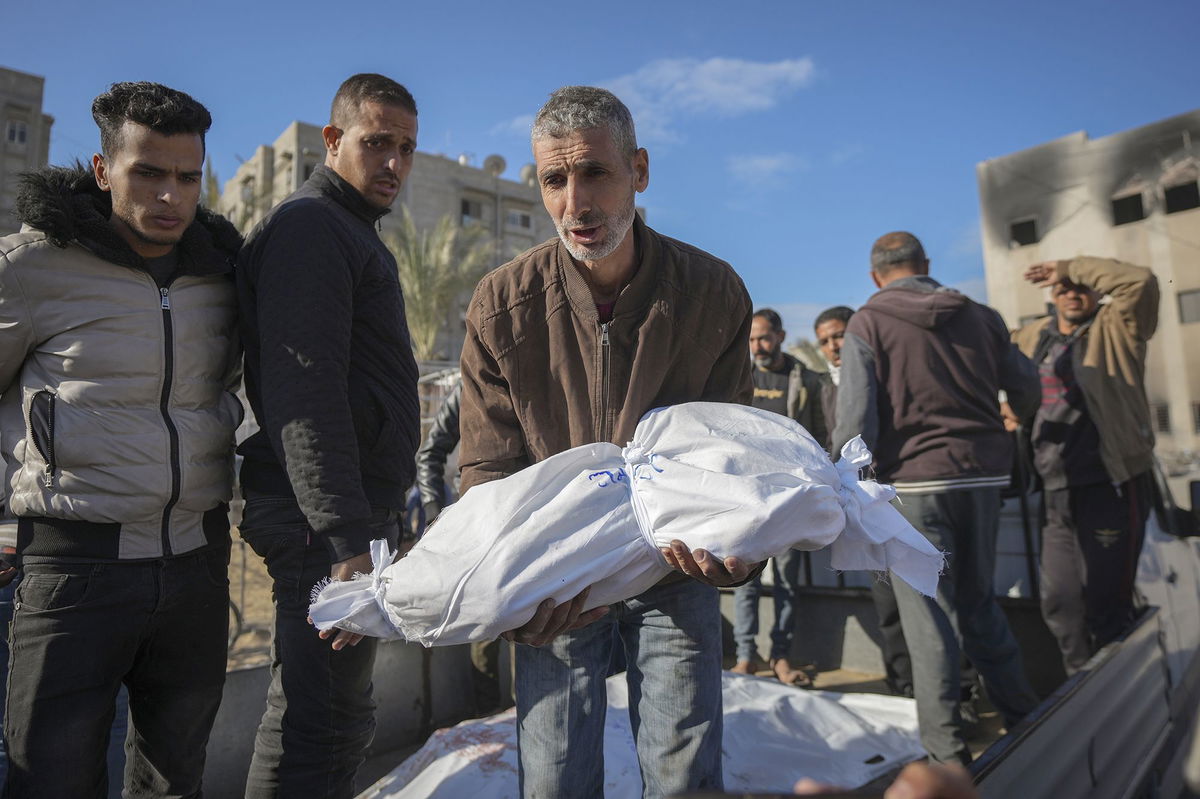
[489, 113, 534, 138]
[491, 56, 815, 148]
[727, 152, 806, 187]
[607, 56, 815, 143]
[830, 143, 865, 166]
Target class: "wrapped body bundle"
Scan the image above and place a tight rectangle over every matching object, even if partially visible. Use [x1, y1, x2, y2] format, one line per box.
[309, 402, 942, 646]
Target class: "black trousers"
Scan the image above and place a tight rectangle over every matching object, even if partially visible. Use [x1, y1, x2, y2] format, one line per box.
[240, 494, 399, 799]
[3, 547, 229, 799]
[1039, 473, 1151, 674]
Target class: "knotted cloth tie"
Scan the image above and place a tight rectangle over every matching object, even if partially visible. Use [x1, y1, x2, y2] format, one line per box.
[308, 538, 404, 640]
[830, 436, 942, 596]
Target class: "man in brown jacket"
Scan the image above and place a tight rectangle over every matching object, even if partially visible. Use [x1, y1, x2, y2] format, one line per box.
[458, 86, 755, 799]
[1014, 257, 1159, 674]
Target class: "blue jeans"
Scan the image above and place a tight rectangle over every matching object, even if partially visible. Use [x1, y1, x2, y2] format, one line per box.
[732, 550, 803, 662]
[3, 548, 229, 798]
[515, 577, 723, 799]
[891, 488, 1039, 764]
[240, 494, 399, 799]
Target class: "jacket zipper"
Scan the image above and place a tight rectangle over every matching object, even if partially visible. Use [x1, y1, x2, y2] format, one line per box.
[599, 322, 612, 441]
[29, 390, 57, 488]
[159, 285, 181, 557]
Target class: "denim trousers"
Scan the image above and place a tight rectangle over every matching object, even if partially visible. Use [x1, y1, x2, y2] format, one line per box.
[515, 577, 723, 799]
[3, 547, 229, 798]
[732, 549, 803, 662]
[890, 488, 1039, 764]
[240, 494, 398, 799]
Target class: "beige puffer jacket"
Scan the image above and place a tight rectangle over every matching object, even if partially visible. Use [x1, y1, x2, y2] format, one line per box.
[0, 166, 242, 560]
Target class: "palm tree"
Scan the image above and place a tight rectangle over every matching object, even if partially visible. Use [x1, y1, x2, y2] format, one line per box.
[202, 161, 221, 210]
[385, 207, 494, 361]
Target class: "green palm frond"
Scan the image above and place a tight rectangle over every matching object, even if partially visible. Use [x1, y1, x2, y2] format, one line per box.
[385, 207, 494, 360]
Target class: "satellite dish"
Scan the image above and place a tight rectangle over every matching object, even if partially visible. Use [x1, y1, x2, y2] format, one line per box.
[519, 163, 537, 186]
[483, 154, 506, 177]
[458, 153, 470, 166]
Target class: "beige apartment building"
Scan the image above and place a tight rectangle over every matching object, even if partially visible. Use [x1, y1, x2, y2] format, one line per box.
[978, 109, 1200, 464]
[218, 120, 556, 360]
[218, 120, 554, 248]
[0, 66, 54, 236]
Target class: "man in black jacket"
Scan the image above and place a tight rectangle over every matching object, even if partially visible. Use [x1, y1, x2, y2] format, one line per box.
[236, 73, 421, 799]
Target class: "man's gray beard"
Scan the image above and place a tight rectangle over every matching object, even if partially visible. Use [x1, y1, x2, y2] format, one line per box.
[557, 198, 636, 262]
[829, 363, 841, 386]
[753, 354, 775, 369]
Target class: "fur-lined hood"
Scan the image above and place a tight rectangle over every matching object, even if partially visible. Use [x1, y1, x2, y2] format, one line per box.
[12, 163, 241, 276]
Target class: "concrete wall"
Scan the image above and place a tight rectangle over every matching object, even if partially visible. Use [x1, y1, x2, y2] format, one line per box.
[202, 641, 474, 798]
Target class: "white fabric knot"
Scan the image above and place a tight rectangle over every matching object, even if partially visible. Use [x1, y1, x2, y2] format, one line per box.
[829, 436, 942, 596]
[307, 538, 404, 639]
[621, 443, 663, 482]
[620, 443, 663, 551]
[366, 537, 393, 593]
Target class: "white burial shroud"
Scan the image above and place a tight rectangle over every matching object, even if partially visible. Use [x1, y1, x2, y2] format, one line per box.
[308, 402, 943, 646]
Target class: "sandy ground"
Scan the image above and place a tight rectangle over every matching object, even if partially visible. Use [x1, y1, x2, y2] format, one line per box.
[226, 538, 276, 669]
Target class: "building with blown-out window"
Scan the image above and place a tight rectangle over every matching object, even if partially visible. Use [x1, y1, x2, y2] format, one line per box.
[978, 109, 1200, 466]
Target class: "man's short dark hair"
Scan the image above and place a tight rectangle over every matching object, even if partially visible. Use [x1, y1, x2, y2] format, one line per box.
[330, 73, 417, 128]
[814, 306, 854, 331]
[753, 308, 784, 333]
[870, 231, 927, 277]
[92, 82, 212, 157]
[532, 86, 638, 158]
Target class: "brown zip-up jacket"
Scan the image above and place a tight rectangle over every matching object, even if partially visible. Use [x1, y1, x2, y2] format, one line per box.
[459, 216, 753, 494]
[1012, 256, 1159, 486]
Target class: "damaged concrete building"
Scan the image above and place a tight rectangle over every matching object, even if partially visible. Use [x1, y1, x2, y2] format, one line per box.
[978, 109, 1200, 466]
[0, 66, 53, 236]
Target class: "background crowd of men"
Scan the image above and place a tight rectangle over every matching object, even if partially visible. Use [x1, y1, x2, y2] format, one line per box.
[0, 69, 1161, 799]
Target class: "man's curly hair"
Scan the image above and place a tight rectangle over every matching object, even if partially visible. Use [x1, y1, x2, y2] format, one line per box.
[91, 81, 212, 156]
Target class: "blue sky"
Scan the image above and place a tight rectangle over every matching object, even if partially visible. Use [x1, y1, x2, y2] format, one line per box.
[5, 0, 1194, 342]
